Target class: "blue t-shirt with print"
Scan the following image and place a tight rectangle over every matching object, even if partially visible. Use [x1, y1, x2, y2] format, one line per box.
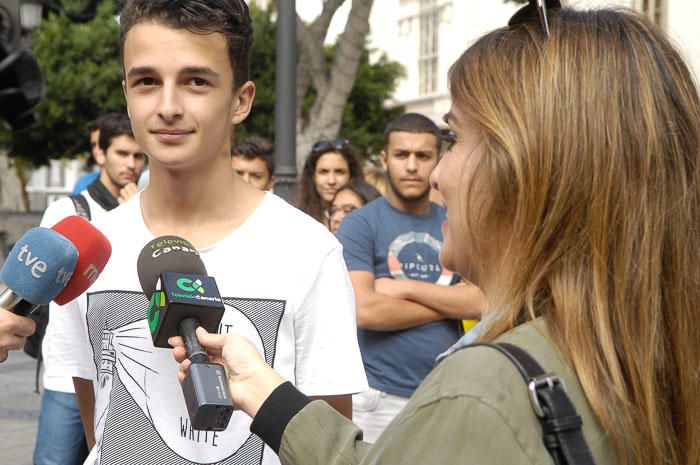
[336, 197, 459, 397]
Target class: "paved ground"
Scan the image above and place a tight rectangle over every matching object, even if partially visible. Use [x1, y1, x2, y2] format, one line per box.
[0, 350, 41, 465]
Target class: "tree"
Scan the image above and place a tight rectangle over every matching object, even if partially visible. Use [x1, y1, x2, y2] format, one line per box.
[0, 0, 124, 166]
[0, 0, 402, 170]
[336, 48, 405, 162]
[242, 3, 404, 164]
[294, 0, 379, 169]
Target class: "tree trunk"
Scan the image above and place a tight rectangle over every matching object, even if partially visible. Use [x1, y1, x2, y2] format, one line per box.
[296, 0, 374, 170]
[296, 0, 345, 117]
[0, 151, 28, 212]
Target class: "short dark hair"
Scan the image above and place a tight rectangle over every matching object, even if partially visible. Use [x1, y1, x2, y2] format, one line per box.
[87, 114, 110, 134]
[119, 0, 253, 89]
[232, 136, 275, 175]
[383, 113, 441, 152]
[98, 113, 134, 152]
[336, 181, 382, 206]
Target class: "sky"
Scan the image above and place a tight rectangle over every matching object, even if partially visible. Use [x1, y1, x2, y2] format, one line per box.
[295, 0, 350, 43]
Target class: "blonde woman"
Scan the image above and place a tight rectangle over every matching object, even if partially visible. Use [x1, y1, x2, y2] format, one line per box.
[172, 3, 700, 465]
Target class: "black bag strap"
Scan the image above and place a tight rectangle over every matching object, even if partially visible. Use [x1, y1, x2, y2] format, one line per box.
[467, 342, 598, 465]
[69, 194, 91, 220]
[23, 304, 48, 392]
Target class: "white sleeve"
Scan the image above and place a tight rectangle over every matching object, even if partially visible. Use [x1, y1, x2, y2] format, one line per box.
[44, 294, 96, 382]
[39, 196, 75, 228]
[39, 196, 95, 381]
[292, 245, 368, 396]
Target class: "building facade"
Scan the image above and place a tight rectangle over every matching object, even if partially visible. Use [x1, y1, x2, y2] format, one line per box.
[365, 0, 700, 125]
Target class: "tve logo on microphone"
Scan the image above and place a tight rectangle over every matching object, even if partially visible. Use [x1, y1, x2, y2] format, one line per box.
[1, 228, 79, 309]
[16, 243, 74, 284]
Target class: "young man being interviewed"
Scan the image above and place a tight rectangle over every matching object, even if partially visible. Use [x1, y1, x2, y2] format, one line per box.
[49, 1, 367, 464]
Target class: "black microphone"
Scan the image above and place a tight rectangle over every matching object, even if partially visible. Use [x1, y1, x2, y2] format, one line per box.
[137, 235, 233, 431]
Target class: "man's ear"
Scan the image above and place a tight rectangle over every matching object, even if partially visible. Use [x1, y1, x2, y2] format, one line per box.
[379, 150, 388, 171]
[231, 81, 256, 126]
[267, 175, 277, 191]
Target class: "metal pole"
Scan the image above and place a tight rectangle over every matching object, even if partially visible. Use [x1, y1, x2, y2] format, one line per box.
[273, 0, 297, 202]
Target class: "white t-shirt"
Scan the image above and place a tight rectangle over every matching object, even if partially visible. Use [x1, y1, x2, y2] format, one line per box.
[51, 192, 367, 465]
[40, 189, 108, 393]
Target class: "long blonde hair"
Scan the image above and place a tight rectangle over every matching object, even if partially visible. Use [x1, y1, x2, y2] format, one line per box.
[451, 8, 700, 465]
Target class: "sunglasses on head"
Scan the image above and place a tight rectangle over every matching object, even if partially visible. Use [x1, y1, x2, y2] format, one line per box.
[312, 138, 350, 154]
[508, 0, 562, 37]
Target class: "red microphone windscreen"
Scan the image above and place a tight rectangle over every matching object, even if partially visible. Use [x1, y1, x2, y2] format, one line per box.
[51, 215, 112, 305]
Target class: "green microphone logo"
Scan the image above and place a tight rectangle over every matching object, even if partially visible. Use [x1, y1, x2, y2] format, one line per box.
[147, 291, 166, 333]
[176, 277, 205, 294]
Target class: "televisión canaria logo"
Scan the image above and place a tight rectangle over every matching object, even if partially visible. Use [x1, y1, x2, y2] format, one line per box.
[176, 278, 205, 294]
[171, 278, 220, 303]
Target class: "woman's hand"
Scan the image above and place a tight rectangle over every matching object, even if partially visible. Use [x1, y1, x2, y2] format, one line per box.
[169, 327, 285, 418]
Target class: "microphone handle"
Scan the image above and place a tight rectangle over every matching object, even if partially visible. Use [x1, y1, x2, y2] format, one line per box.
[179, 317, 208, 364]
[0, 286, 39, 316]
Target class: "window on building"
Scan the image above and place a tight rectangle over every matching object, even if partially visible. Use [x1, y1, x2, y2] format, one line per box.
[419, 0, 439, 95]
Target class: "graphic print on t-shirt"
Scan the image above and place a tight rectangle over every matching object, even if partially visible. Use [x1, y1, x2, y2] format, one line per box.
[85, 291, 285, 464]
[386, 231, 454, 284]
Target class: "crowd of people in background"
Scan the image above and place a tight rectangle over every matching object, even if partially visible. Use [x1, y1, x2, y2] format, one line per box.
[25, 104, 478, 462]
[220, 113, 484, 442]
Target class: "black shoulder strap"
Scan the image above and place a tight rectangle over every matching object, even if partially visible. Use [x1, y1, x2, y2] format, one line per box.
[69, 194, 91, 220]
[467, 342, 598, 465]
[86, 178, 119, 211]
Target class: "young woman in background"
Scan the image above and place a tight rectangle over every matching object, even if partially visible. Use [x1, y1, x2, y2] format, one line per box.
[296, 138, 364, 222]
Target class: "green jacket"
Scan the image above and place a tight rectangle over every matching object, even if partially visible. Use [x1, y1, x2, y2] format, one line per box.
[252, 320, 617, 465]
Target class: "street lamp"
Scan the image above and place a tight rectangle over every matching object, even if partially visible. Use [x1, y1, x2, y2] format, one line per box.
[0, 0, 45, 130]
[19, 0, 42, 31]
